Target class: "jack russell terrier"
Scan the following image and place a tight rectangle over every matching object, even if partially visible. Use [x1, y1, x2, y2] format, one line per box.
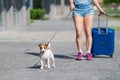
[38, 43, 55, 69]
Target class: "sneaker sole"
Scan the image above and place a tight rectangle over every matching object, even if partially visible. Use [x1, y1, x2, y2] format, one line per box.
[76, 57, 84, 60]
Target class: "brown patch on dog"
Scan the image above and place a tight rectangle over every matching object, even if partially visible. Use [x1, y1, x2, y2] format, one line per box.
[38, 44, 50, 50]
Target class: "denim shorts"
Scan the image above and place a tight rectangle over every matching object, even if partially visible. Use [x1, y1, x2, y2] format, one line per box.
[72, 0, 94, 17]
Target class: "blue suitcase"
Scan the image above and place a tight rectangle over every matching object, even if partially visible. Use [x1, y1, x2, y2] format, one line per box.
[91, 14, 115, 57]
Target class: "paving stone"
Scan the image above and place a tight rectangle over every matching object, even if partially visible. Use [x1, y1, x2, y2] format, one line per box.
[0, 18, 120, 80]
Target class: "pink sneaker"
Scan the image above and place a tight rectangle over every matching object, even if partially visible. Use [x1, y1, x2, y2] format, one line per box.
[86, 53, 93, 61]
[76, 52, 83, 60]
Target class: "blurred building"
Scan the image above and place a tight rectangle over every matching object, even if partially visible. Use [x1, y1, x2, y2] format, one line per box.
[42, 0, 70, 19]
[99, 0, 103, 3]
[30, 0, 70, 19]
[0, 0, 30, 31]
[30, 0, 103, 19]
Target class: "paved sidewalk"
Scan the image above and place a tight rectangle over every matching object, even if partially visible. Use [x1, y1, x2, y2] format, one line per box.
[0, 17, 120, 80]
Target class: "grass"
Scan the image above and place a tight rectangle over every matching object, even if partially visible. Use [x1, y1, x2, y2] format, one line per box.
[103, 5, 120, 31]
[106, 10, 120, 18]
[30, 19, 34, 23]
[103, 6, 120, 19]
[112, 26, 120, 31]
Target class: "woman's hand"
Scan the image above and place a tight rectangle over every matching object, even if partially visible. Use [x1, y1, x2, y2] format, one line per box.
[99, 8, 106, 15]
[92, 0, 105, 15]
[70, 3, 76, 10]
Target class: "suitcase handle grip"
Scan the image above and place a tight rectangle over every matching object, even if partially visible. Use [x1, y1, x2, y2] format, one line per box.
[98, 13, 108, 34]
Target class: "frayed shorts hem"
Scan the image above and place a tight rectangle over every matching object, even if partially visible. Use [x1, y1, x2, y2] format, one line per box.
[72, 11, 94, 17]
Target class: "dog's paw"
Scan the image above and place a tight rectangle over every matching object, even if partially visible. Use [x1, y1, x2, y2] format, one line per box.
[47, 65, 50, 69]
[52, 65, 56, 68]
[40, 67, 43, 70]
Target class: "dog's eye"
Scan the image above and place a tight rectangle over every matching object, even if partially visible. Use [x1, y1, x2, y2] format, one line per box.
[44, 47, 46, 49]
[40, 47, 42, 49]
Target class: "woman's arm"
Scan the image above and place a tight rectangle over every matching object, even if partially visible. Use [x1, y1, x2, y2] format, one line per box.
[93, 0, 105, 14]
[69, 0, 76, 10]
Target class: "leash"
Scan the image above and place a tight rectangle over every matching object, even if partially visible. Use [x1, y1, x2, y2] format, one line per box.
[47, 10, 72, 45]
[32, 10, 72, 67]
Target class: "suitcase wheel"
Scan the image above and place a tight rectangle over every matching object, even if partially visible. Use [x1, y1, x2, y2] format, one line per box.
[110, 55, 113, 58]
[92, 54, 95, 57]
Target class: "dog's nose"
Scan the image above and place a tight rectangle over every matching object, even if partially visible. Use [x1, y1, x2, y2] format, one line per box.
[41, 51, 45, 53]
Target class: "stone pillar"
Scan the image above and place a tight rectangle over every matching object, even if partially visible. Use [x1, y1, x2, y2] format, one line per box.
[49, 0, 57, 19]
[0, 0, 30, 31]
[61, 0, 64, 15]
[27, 0, 30, 25]
[5, 0, 14, 30]
[0, 0, 7, 30]
[17, 0, 30, 29]
[43, 0, 70, 19]
[29, 0, 33, 9]
[21, 0, 27, 27]
[58, 0, 70, 18]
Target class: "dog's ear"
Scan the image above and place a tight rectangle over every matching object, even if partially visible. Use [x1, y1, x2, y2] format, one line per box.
[38, 44, 41, 47]
[46, 43, 50, 48]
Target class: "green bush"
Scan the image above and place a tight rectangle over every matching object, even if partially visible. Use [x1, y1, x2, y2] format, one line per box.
[30, 9, 46, 20]
[104, 0, 120, 4]
[112, 26, 120, 31]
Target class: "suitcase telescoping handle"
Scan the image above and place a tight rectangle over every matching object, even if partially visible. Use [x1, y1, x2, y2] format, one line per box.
[98, 13, 108, 34]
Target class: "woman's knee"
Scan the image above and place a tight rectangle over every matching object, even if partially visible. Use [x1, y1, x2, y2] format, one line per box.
[85, 30, 92, 37]
[76, 33, 82, 39]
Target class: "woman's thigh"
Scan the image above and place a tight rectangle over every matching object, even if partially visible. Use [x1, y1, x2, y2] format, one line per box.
[83, 15, 94, 34]
[73, 16, 83, 36]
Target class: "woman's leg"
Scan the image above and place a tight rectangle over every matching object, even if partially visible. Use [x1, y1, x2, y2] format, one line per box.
[83, 15, 94, 58]
[73, 16, 83, 52]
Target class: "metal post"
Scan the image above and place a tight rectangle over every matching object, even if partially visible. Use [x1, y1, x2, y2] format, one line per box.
[54, 0, 56, 16]
[0, 0, 7, 30]
[30, 0, 33, 9]
[61, 0, 64, 15]
[42, 0, 44, 9]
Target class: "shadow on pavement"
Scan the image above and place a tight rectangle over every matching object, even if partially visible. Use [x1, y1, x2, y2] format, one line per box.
[25, 52, 75, 59]
[25, 52, 75, 69]
[25, 52, 39, 56]
[27, 65, 41, 69]
[54, 54, 74, 59]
